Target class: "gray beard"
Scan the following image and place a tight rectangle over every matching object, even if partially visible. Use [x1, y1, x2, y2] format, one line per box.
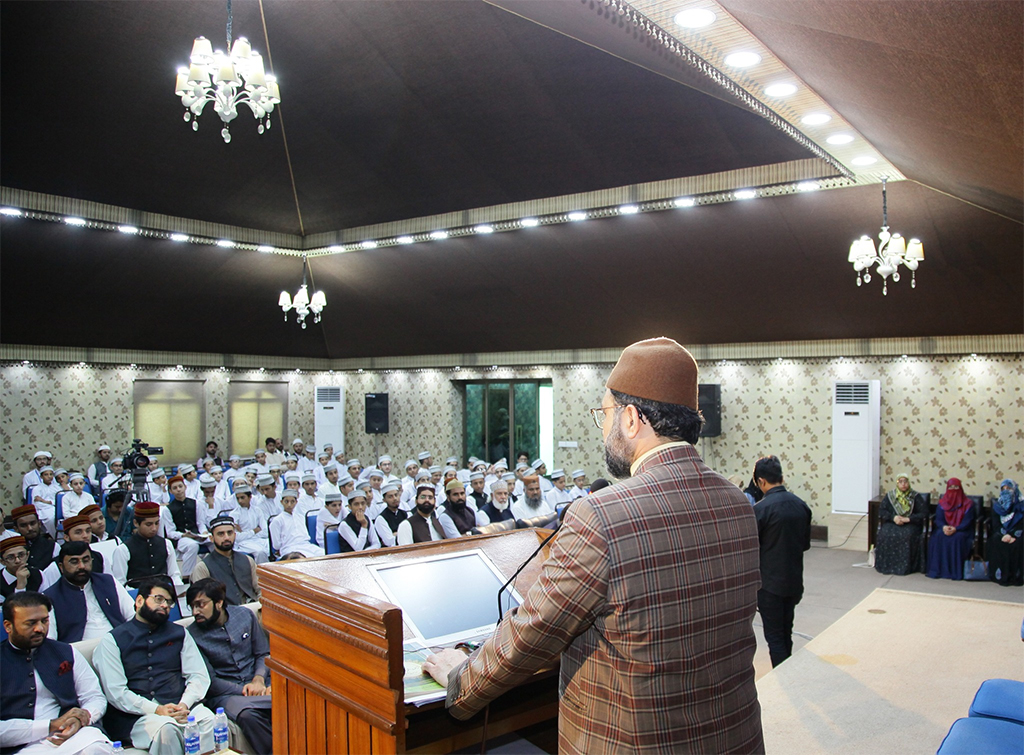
[524, 495, 542, 509]
[604, 421, 633, 479]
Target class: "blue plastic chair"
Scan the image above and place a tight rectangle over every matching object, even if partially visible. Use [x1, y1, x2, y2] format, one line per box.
[970, 679, 1024, 725]
[55, 492, 66, 537]
[325, 529, 341, 554]
[306, 512, 318, 544]
[937, 717, 1024, 754]
[24, 484, 34, 506]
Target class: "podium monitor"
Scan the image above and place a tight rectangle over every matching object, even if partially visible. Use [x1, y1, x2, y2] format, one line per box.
[368, 549, 524, 646]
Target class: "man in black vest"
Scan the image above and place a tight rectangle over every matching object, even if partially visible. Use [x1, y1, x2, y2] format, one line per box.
[467, 472, 489, 511]
[373, 482, 407, 546]
[165, 474, 203, 580]
[1, 591, 112, 753]
[751, 455, 813, 668]
[480, 480, 516, 525]
[93, 576, 214, 753]
[87, 443, 112, 492]
[44, 540, 136, 643]
[110, 501, 182, 588]
[187, 578, 273, 755]
[10, 504, 59, 572]
[441, 480, 479, 535]
[189, 516, 260, 606]
[61, 514, 107, 573]
[396, 485, 460, 545]
[1, 536, 58, 600]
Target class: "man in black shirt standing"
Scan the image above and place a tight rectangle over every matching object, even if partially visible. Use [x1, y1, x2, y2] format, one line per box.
[752, 455, 812, 667]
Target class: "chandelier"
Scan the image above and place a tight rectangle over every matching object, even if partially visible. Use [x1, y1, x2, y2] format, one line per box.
[848, 178, 924, 295]
[278, 256, 326, 329]
[174, 0, 281, 143]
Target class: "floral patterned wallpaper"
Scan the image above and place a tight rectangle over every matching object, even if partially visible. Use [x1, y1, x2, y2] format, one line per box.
[2, 354, 1021, 525]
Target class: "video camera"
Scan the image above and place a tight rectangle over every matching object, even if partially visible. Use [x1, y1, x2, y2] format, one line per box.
[123, 438, 164, 476]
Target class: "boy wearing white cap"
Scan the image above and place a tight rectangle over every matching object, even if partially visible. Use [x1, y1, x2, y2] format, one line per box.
[296, 474, 324, 517]
[62, 473, 96, 517]
[22, 450, 52, 500]
[569, 470, 589, 500]
[269, 490, 325, 559]
[100, 457, 125, 493]
[147, 469, 170, 505]
[545, 470, 573, 508]
[87, 444, 112, 491]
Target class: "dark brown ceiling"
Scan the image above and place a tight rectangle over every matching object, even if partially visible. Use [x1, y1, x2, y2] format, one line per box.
[1, 0, 1021, 359]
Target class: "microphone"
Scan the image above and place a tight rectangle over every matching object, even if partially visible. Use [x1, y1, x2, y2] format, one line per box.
[496, 527, 558, 624]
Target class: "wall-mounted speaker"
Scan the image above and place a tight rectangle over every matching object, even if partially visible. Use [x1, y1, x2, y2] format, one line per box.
[698, 383, 721, 437]
[365, 393, 389, 434]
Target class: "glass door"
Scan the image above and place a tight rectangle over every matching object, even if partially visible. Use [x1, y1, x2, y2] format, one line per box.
[463, 380, 546, 464]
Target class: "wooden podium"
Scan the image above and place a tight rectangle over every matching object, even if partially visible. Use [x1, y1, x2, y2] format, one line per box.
[258, 529, 559, 754]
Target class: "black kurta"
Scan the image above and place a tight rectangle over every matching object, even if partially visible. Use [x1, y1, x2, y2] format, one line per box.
[986, 508, 1024, 586]
[875, 493, 927, 575]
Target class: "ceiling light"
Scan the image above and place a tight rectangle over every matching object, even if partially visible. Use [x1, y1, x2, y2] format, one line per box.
[674, 197, 695, 208]
[175, 0, 281, 144]
[849, 177, 923, 295]
[474, 224, 494, 234]
[0, 207, 22, 216]
[216, 239, 235, 247]
[567, 212, 587, 221]
[520, 218, 540, 227]
[429, 230, 449, 240]
[22, 360, 30, 365]
[64, 217, 87, 226]
[79, 361, 87, 366]
[170, 233, 189, 242]
[396, 236, 414, 244]
[117, 225, 139, 234]
[618, 204, 639, 214]
[801, 113, 832, 126]
[851, 156, 878, 166]
[673, 8, 716, 28]
[279, 254, 326, 329]
[328, 245, 345, 252]
[724, 51, 761, 68]
[826, 134, 855, 145]
[257, 245, 274, 252]
[796, 181, 819, 192]
[177, 365, 184, 370]
[361, 240, 378, 249]
[764, 82, 797, 97]
[734, 189, 756, 200]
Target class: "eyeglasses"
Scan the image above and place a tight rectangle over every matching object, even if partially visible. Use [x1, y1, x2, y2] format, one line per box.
[146, 595, 174, 606]
[2, 551, 28, 564]
[589, 404, 623, 429]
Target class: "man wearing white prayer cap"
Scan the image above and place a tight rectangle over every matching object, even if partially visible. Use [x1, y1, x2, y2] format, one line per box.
[320, 462, 342, 498]
[296, 473, 324, 518]
[87, 444, 113, 492]
[545, 469, 573, 508]
[401, 470, 432, 511]
[373, 482, 407, 546]
[479, 480, 515, 525]
[223, 454, 244, 485]
[313, 451, 331, 486]
[377, 455, 397, 482]
[291, 438, 305, 456]
[401, 460, 420, 488]
[251, 449, 270, 475]
[346, 459, 363, 479]
[467, 471, 488, 511]
[21, 450, 51, 501]
[417, 451, 433, 468]
[100, 458, 125, 493]
[569, 470, 589, 500]
[297, 445, 317, 474]
[532, 458, 554, 492]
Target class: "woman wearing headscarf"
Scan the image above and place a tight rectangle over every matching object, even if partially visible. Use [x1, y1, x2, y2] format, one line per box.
[926, 477, 976, 580]
[875, 472, 927, 575]
[988, 479, 1024, 586]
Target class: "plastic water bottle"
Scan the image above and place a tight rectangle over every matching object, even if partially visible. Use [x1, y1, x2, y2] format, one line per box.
[111, 743, 123, 753]
[183, 715, 201, 755]
[213, 707, 230, 752]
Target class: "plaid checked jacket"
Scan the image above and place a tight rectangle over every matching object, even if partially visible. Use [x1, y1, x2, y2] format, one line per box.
[447, 443, 764, 753]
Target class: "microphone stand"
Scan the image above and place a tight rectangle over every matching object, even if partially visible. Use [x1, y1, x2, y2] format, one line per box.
[496, 522, 559, 624]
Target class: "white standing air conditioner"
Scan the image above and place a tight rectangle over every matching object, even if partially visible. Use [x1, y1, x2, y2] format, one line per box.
[314, 385, 345, 455]
[830, 380, 880, 514]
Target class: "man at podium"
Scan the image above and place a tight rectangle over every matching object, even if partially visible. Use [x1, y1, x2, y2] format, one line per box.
[425, 337, 764, 754]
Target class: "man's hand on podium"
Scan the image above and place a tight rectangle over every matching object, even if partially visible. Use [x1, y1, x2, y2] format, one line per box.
[422, 647, 469, 688]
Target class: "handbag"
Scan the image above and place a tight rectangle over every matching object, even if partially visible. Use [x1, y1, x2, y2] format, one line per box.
[963, 558, 989, 581]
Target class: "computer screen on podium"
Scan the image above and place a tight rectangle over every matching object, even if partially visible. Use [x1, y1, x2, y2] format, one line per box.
[368, 549, 523, 646]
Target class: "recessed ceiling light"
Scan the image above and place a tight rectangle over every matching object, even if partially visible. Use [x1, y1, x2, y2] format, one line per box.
[618, 204, 640, 214]
[361, 240, 378, 249]
[170, 233, 189, 242]
[64, 217, 87, 226]
[567, 211, 587, 221]
[79, 361, 87, 366]
[673, 8, 716, 28]
[430, 230, 449, 240]
[673, 197, 695, 208]
[796, 181, 819, 192]
[0, 207, 22, 216]
[801, 113, 832, 126]
[396, 236, 414, 245]
[724, 51, 761, 68]
[257, 245, 274, 252]
[474, 224, 494, 234]
[734, 189, 757, 200]
[520, 218, 539, 227]
[826, 134, 855, 145]
[851, 156, 878, 166]
[216, 239, 235, 247]
[328, 244, 345, 252]
[764, 82, 797, 97]
[117, 225, 139, 234]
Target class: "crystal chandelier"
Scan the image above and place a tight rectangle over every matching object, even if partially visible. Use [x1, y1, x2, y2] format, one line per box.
[278, 256, 326, 329]
[848, 178, 924, 295]
[174, 0, 281, 143]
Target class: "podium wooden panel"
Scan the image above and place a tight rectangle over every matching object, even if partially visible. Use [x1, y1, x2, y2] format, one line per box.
[258, 529, 559, 754]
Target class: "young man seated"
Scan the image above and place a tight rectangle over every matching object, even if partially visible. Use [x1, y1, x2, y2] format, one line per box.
[1, 536, 59, 601]
[110, 502, 182, 589]
[45, 541, 135, 642]
[189, 516, 261, 606]
[396, 485, 460, 545]
[268, 490, 324, 560]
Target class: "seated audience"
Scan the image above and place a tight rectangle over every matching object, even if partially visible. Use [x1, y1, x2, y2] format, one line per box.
[374, 483, 407, 547]
[177, 464, 201, 501]
[82, 504, 121, 567]
[100, 458, 125, 493]
[105, 492, 131, 541]
[187, 579, 273, 755]
[926, 477, 976, 580]
[87, 444, 113, 492]
[479, 480, 515, 525]
[316, 492, 345, 548]
[874, 473, 928, 575]
[10, 505, 60, 572]
[55, 468, 72, 493]
[195, 474, 224, 533]
[190, 516, 261, 605]
[62, 515, 107, 573]
[396, 485, 459, 545]
[511, 476, 555, 520]
[30, 467, 62, 537]
[1, 591, 113, 754]
[110, 502, 182, 588]
[164, 475, 204, 580]
[544, 469, 573, 508]
[988, 478, 1024, 586]
[223, 484, 270, 564]
[197, 441, 223, 470]
[466, 472, 488, 511]
[45, 541, 135, 642]
[569, 470, 589, 500]
[532, 459, 554, 493]
[440, 480, 483, 534]
[22, 450, 52, 500]
[62, 473, 95, 518]
[268, 490, 324, 560]
[295, 474, 323, 518]
[1, 536, 59, 600]
[93, 577, 214, 754]
[337, 491, 380, 552]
